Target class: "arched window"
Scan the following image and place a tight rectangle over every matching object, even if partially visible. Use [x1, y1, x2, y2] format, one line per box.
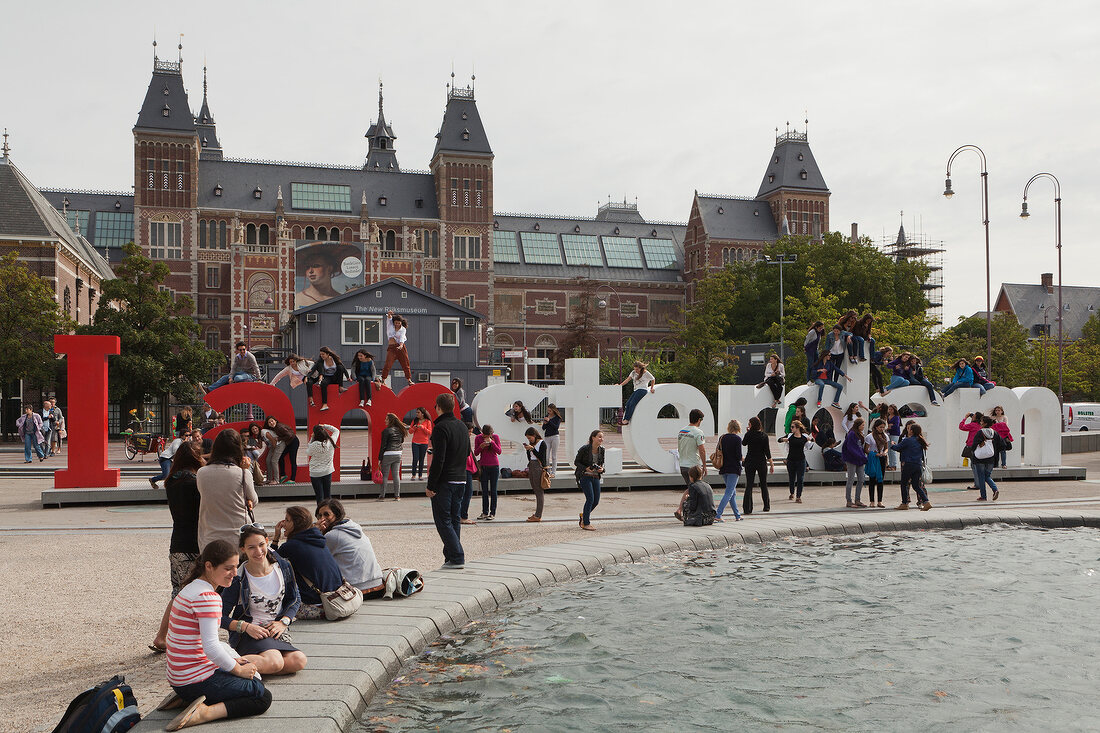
[246, 223, 257, 244]
[330, 228, 340, 242]
[431, 230, 439, 257]
[208, 220, 217, 250]
[291, 225, 301, 239]
[247, 273, 276, 308]
[533, 335, 557, 380]
[218, 220, 227, 249]
[385, 230, 396, 250]
[492, 333, 515, 348]
[258, 224, 269, 245]
[304, 226, 315, 240]
[318, 226, 328, 240]
[198, 219, 207, 248]
[343, 227, 353, 242]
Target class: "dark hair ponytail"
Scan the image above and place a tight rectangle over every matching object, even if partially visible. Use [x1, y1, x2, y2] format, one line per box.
[182, 540, 238, 588]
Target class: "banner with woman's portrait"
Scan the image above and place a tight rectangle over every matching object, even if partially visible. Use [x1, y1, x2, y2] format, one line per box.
[293, 240, 365, 309]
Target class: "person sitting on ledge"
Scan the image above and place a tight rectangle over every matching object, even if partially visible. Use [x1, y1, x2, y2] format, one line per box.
[315, 499, 385, 598]
[272, 506, 345, 619]
[158, 540, 272, 731]
[221, 525, 308, 676]
[682, 465, 716, 527]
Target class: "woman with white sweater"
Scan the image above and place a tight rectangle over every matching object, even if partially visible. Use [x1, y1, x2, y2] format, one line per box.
[304, 424, 339, 505]
[758, 353, 786, 407]
[315, 499, 384, 598]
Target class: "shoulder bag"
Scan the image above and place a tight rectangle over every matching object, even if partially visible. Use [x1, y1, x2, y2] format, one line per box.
[920, 451, 933, 486]
[300, 574, 363, 620]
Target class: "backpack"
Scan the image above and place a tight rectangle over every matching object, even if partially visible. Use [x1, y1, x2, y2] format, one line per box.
[898, 405, 914, 418]
[51, 675, 139, 733]
[823, 448, 845, 471]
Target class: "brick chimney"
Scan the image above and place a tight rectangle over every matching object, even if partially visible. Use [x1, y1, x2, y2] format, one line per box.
[1041, 272, 1054, 293]
[850, 222, 858, 243]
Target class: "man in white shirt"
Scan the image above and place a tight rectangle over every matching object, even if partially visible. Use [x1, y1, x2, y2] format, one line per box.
[380, 311, 413, 383]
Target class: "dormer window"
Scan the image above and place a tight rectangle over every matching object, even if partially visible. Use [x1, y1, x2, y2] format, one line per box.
[797, 153, 804, 161]
[717, 207, 724, 215]
[493, 220, 499, 229]
[114, 199, 122, 210]
[162, 104, 171, 117]
[614, 227, 620, 235]
[800, 169, 808, 180]
[774, 156, 779, 163]
[253, 187, 263, 200]
[415, 198, 424, 209]
[651, 229, 657, 236]
[574, 225, 581, 233]
[461, 128, 470, 141]
[213, 183, 223, 197]
[461, 112, 468, 120]
[768, 174, 775, 183]
[534, 222, 540, 231]
[378, 195, 387, 206]
[378, 139, 387, 149]
[163, 86, 170, 96]
[753, 210, 759, 216]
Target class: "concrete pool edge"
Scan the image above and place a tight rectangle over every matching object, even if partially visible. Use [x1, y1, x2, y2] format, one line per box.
[132, 507, 1100, 732]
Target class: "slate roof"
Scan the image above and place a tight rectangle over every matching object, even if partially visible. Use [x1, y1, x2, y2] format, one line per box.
[492, 213, 686, 283]
[696, 195, 778, 241]
[0, 158, 114, 280]
[997, 282, 1100, 341]
[294, 276, 484, 320]
[195, 77, 222, 160]
[134, 66, 196, 134]
[432, 90, 492, 158]
[757, 134, 829, 197]
[197, 159, 439, 219]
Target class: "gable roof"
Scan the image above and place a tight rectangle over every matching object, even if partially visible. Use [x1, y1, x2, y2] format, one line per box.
[197, 159, 438, 219]
[134, 64, 197, 135]
[757, 133, 829, 197]
[0, 158, 114, 280]
[294, 276, 485, 319]
[997, 282, 1100, 340]
[696, 194, 778, 242]
[432, 89, 492, 158]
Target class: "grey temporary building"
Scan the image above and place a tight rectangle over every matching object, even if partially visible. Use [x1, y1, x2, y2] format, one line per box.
[285, 277, 487, 419]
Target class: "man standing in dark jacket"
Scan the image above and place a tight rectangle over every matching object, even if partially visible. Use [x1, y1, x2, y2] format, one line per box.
[427, 392, 469, 569]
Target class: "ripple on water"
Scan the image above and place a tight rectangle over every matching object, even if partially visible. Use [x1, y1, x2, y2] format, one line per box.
[364, 526, 1100, 732]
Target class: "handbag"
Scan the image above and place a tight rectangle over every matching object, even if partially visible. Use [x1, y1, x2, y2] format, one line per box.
[360, 459, 371, 482]
[710, 445, 724, 470]
[382, 568, 424, 599]
[920, 452, 933, 485]
[540, 467, 552, 489]
[300, 575, 363, 620]
[961, 443, 975, 459]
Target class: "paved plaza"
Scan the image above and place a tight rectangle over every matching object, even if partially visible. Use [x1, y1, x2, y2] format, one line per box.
[3, 449, 1097, 732]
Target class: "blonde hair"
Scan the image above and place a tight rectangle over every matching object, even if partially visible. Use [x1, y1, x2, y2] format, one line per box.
[726, 419, 741, 434]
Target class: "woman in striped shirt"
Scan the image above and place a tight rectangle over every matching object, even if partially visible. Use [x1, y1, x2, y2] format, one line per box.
[162, 540, 272, 730]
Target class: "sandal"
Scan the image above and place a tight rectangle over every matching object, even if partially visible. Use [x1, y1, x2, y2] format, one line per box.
[148, 643, 167, 654]
[166, 696, 207, 731]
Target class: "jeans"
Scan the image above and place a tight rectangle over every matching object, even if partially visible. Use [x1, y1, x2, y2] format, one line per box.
[528, 459, 545, 518]
[909, 376, 939, 404]
[816, 378, 843, 405]
[885, 375, 911, 391]
[281, 437, 300, 481]
[742, 462, 769, 514]
[266, 441, 285, 483]
[942, 382, 986, 398]
[318, 374, 343, 405]
[805, 344, 819, 382]
[23, 434, 45, 461]
[380, 454, 402, 498]
[153, 456, 172, 483]
[787, 458, 806, 499]
[461, 471, 475, 519]
[900, 462, 928, 504]
[411, 443, 428, 479]
[764, 375, 785, 402]
[40, 427, 54, 455]
[311, 474, 332, 504]
[579, 475, 601, 525]
[171, 669, 271, 721]
[887, 435, 900, 469]
[974, 461, 999, 499]
[544, 434, 559, 476]
[480, 465, 499, 516]
[845, 463, 864, 504]
[356, 377, 373, 403]
[209, 371, 256, 391]
[623, 389, 647, 422]
[430, 481, 465, 565]
[870, 364, 883, 393]
[847, 335, 865, 360]
[716, 473, 741, 519]
[997, 449, 1007, 468]
[867, 456, 885, 503]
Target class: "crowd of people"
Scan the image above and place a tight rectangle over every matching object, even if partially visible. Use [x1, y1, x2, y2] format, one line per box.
[15, 400, 64, 462]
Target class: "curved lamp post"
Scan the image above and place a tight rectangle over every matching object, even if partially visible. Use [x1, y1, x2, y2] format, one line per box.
[944, 144, 992, 376]
[1020, 172, 1063, 428]
[596, 285, 624, 384]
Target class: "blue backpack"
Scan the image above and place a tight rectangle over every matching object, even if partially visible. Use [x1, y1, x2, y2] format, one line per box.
[51, 675, 139, 733]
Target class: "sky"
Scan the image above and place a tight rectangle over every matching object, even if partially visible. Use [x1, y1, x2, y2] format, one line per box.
[4, 0, 1097, 325]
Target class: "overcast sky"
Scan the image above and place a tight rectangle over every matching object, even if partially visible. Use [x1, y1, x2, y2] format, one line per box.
[5, 0, 1097, 325]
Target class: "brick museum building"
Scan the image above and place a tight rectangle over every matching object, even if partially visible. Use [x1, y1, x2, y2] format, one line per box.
[39, 47, 831, 382]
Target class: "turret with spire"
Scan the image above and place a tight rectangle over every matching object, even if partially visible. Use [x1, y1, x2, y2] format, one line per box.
[364, 81, 399, 171]
[195, 65, 223, 160]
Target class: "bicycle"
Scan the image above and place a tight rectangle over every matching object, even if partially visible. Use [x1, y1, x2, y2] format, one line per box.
[120, 414, 166, 461]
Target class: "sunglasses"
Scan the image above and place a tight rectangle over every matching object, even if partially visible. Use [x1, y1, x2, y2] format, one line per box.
[239, 522, 265, 534]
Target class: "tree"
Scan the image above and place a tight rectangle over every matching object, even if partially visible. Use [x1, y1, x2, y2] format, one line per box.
[927, 313, 1031, 387]
[553, 279, 602, 369]
[669, 268, 740, 404]
[78, 243, 222, 416]
[0, 251, 74, 400]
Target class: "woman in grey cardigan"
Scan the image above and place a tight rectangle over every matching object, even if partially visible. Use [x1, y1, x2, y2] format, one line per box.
[377, 413, 407, 500]
[196, 429, 258, 551]
[315, 499, 384, 597]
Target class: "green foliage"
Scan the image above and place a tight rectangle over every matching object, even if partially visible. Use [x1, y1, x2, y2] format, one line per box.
[552, 279, 601, 370]
[0, 251, 74, 393]
[927, 314, 1031, 387]
[78, 243, 222, 406]
[669, 268, 739, 402]
[724, 231, 930, 343]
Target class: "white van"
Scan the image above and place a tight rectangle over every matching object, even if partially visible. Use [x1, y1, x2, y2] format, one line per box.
[1064, 403, 1100, 431]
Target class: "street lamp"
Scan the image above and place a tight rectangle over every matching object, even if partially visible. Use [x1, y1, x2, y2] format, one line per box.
[763, 253, 798, 363]
[1020, 172, 1063, 428]
[521, 305, 534, 384]
[485, 325, 495, 365]
[944, 144, 993, 376]
[596, 285, 624, 384]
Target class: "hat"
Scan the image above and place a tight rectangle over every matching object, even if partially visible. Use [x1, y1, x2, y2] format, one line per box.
[295, 241, 362, 277]
[973, 355, 985, 362]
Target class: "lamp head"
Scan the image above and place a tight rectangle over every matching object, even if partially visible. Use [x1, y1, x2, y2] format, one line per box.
[598, 299, 608, 309]
[943, 177, 954, 199]
[1019, 201, 1030, 219]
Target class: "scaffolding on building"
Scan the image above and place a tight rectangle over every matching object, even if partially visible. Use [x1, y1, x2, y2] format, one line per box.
[881, 219, 945, 331]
